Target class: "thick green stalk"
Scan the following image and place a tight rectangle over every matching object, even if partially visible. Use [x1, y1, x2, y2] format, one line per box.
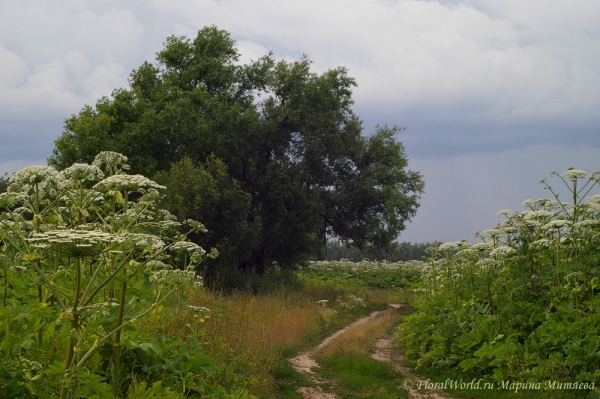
[109, 254, 115, 300]
[114, 245, 127, 370]
[60, 257, 83, 399]
[2, 260, 6, 307]
[60, 318, 79, 399]
[75, 288, 175, 369]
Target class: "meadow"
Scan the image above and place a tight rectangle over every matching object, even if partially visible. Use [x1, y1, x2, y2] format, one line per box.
[4, 155, 600, 398]
[0, 152, 418, 398]
[399, 168, 600, 399]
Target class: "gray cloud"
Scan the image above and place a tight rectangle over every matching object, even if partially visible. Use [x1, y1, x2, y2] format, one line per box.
[400, 144, 600, 243]
[1, 0, 600, 242]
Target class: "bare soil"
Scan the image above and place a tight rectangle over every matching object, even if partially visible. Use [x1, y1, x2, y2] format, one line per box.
[289, 304, 453, 399]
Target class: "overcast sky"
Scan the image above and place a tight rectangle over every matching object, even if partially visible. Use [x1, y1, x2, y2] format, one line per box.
[2, 0, 600, 243]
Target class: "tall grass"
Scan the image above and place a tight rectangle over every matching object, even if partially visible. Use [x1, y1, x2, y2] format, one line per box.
[139, 283, 395, 397]
[318, 310, 403, 358]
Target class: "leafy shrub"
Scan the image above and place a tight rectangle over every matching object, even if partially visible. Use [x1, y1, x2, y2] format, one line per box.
[400, 168, 600, 383]
[298, 259, 425, 289]
[0, 153, 255, 398]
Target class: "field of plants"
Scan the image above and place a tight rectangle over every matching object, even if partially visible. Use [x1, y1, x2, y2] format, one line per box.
[297, 259, 424, 290]
[400, 168, 600, 392]
[6, 155, 600, 399]
[0, 152, 250, 398]
[0, 152, 421, 398]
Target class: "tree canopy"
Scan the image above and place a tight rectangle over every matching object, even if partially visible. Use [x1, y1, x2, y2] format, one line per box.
[49, 26, 425, 282]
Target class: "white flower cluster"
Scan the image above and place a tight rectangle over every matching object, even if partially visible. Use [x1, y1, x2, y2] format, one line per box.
[92, 151, 130, 174]
[125, 233, 166, 251]
[185, 219, 208, 233]
[94, 174, 165, 193]
[171, 241, 206, 262]
[10, 166, 59, 186]
[531, 238, 551, 248]
[187, 305, 210, 312]
[61, 163, 104, 184]
[19, 356, 42, 374]
[438, 242, 459, 252]
[28, 230, 124, 257]
[79, 301, 120, 319]
[150, 265, 203, 288]
[145, 260, 170, 271]
[542, 220, 570, 231]
[562, 168, 589, 181]
[489, 246, 516, 259]
[10, 166, 62, 195]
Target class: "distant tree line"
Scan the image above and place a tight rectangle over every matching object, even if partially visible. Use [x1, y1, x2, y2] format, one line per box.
[318, 240, 441, 262]
[0, 173, 9, 193]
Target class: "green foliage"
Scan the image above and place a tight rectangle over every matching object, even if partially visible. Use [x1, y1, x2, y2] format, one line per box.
[298, 259, 424, 289]
[320, 240, 441, 262]
[49, 26, 424, 281]
[154, 156, 260, 286]
[316, 355, 408, 399]
[0, 172, 9, 194]
[0, 154, 257, 398]
[126, 381, 181, 398]
[400, 168, 600, 385]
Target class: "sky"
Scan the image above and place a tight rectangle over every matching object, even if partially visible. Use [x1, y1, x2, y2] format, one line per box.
[1, 0, 600, 243]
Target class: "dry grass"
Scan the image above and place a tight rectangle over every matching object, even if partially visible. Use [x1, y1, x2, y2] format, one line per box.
[138, 285, 407, 397]
[140, 286, 338, 396]
[318, 309, 403, 359]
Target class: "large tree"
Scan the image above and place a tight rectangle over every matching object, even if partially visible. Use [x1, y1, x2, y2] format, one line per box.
[50, 26, 425, 279]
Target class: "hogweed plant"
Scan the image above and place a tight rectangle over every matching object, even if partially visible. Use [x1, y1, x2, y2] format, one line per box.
[400, 167, 600, 384]
[0, 152, 217, 398]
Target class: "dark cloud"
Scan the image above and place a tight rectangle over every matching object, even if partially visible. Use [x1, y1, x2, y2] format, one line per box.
[2, 0, 600, 243]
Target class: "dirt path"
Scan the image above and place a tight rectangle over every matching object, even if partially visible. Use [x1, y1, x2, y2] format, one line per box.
[289, 304, 452, 399]
[371, 335, 450, 399]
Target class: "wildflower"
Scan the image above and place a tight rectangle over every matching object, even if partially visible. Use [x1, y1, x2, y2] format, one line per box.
[587, 195, 600, 205]
[531, 238, 551, 248]
[481, 228, 503, 238]
[187, 305, 210, 312]
[438, 242, 458, 252]
[542, 220, 570, 231]
[28, 229, 124, 258]
[542, 200, 562, 211]
[522, 199, 535, 209]
[61, 163, 104, 184]
[171, 241, 206, 262]
[10, 166, 59, 187]
[489, 246, 516, 259]
[471, 243, 493, 252]
[150, 265, 201, 288]
[524, 210, 554, 220]
[92, 151, 130, 175]
[562, 168, 589, 181]
[94, 174, 165, 193]
[145, 260, 171, 270]
[476, 258, 500, 270]
[125, 233, 166, 251]
[184, 219, 208, 233]
[573, 220, 599, 230]
[496, 209, 512, 216]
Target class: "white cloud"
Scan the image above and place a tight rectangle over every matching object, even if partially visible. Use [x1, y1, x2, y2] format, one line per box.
[0, 47, 29, 88]
[0, 3, 140, 119]
[149, 0, 600, 128]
